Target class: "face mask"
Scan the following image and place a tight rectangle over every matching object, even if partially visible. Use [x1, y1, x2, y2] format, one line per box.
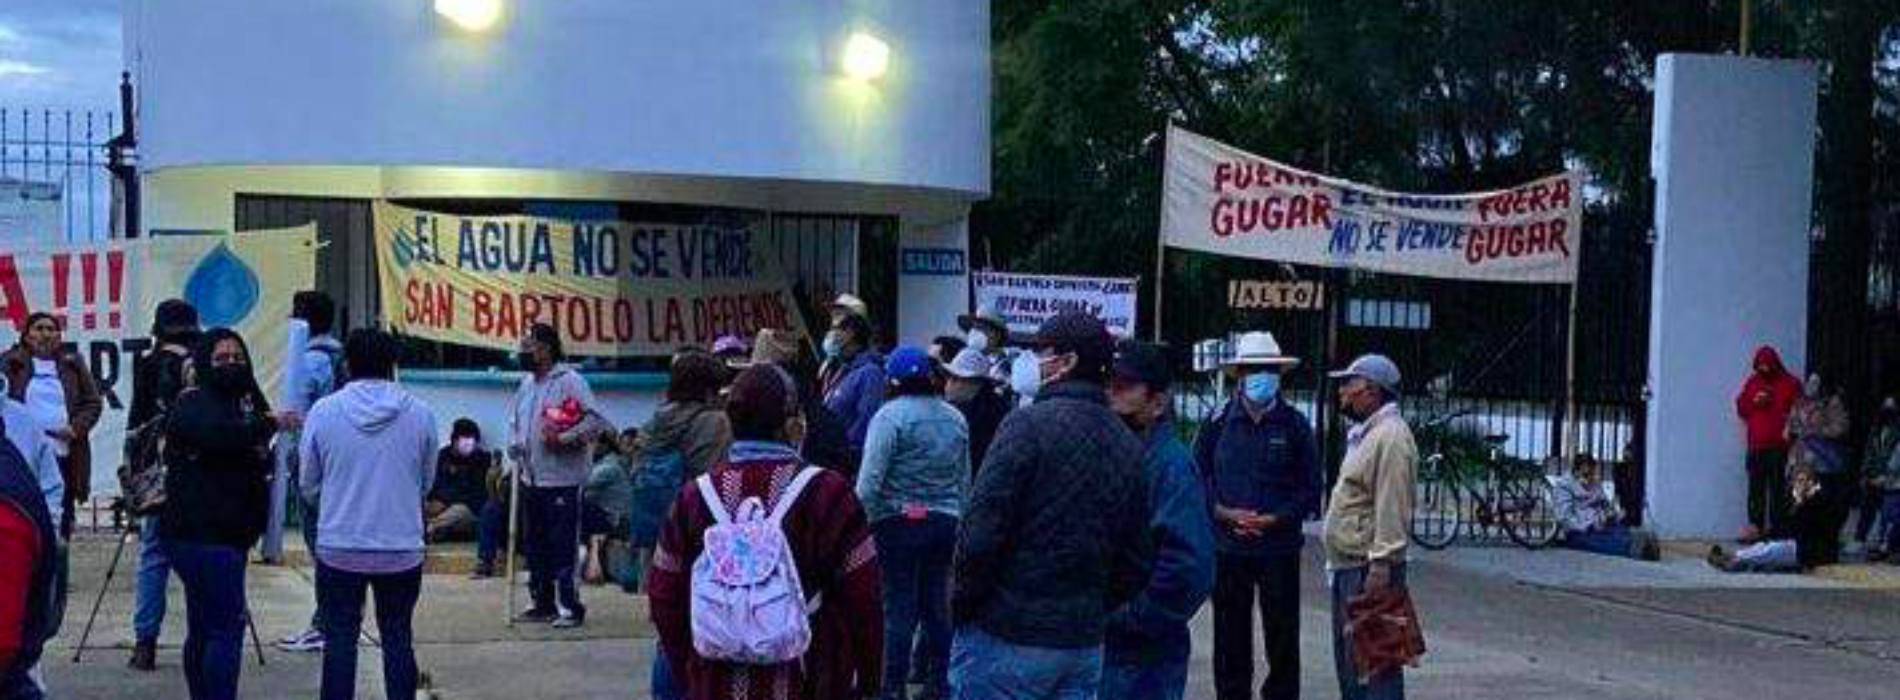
[206, 363, 254, 396]
[454, 437, 478, 456]
[1244, 372, 1280, 404]
[1009, 352, 1041, 399]
[821, 331, 846, 358]
[965, 330, 991, 353]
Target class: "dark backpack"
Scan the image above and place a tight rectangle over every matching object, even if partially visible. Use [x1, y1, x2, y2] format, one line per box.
[119, 350, 188, 516]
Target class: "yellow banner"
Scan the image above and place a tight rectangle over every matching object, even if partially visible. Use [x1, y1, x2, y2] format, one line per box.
[373, 202, 806, 357]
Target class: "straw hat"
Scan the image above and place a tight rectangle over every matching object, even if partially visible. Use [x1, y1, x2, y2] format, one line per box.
[1221, 331, 1301, 372]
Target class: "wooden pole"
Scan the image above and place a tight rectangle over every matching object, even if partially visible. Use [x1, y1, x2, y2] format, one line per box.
[1153, 245, 1166, 342]
[1562, 279, 1581, 469]
[504, 458, 522, 627]
[1739, 0, 1753, 56]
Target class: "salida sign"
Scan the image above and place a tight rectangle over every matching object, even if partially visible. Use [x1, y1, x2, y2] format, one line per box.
[1162, 126, 1582, 284]
[375, 203, 807, 357]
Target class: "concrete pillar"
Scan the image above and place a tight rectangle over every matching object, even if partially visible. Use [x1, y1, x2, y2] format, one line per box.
[895, 214, 972, 347]
[1646, 54, 1817, 539]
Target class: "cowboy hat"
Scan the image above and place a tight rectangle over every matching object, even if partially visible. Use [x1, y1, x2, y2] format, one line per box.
[957, 304, 1009, 336]
[1222, 331, 1301, 371]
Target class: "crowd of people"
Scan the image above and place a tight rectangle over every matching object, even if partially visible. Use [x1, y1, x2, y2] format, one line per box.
[0, 288, 1432, 700]
[1711, 345, 1899, 573]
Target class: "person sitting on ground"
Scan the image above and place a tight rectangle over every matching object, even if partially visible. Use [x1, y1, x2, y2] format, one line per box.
[1854, 398, 1897, 557]
[582, 428, 639, 588]
[425, 419, 492, 543]
[1550, 454, 1659, 561]
[1865, 399, 1900, 563]
[1709, 465, 1832, 573]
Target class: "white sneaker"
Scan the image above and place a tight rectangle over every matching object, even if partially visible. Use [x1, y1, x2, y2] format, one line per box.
[274, 629, 325, 653]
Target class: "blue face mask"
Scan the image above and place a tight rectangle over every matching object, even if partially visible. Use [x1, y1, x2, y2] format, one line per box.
[821, 331, 846, 358]
[1243, 372, 1280, 404]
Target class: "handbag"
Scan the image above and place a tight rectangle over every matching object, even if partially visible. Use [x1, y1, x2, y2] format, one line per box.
[1345, 583, 1427, 681]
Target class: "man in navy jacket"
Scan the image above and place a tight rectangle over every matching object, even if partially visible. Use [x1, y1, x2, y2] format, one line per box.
[1193, 332, 1321, 700]
[1103, 340, 1215, 700]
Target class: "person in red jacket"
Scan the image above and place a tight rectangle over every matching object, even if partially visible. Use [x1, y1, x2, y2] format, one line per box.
[1734, 346, 1803, 542]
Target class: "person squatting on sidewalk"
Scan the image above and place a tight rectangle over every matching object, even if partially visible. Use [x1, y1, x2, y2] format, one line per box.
[299, 329, 439, 700]
[1101, 340, 1215, 700]
[509, 323, 611, 628]
[949, 311, 1154, 700]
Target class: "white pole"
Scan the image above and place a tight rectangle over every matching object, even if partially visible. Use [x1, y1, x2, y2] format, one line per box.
[504, 458, 522, 627]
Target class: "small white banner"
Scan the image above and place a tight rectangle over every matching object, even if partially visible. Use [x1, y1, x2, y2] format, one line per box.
[1162, 126, 1582, 284]
[972, 271, 1138, 338]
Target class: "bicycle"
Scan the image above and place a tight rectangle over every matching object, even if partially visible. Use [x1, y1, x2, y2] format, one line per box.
[1409, 411, 1562, 550]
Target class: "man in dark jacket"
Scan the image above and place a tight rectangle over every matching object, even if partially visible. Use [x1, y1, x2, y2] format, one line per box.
[951, 311, 1153, 700]
[1734, 345, 1802, 542]
[125, 298, 199, 671]
[1194, 331, 1321, 700]
[1102, 340, 1215, 700]
[0, 419, 57, 700]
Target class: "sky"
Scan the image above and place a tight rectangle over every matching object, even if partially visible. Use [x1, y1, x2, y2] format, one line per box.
[0, 0, 121, 113]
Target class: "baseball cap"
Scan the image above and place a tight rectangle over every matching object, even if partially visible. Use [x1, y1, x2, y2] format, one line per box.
[1032, 311, 1114, 373]
[1112, 339, 1172, 391]
[1328, 354, 1402, 394]
[885, 345, 933, 382]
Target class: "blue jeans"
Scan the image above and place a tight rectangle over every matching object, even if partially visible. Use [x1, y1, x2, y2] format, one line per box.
[523, 485, 584, 617]
[476, 499, 508, 567]
[874, 514, 957, 699]
[1879, 491, 1900, 554]
[165, 541, 248, 700]
[1330, 565, 1407, 700]
[1100, 657, 1186, 700]
[1560, 527, 1636, 558]
[650, 647, 684, 700]
[133, 516, 173, 644]
[0, 670, 44, 700]
[316, 562, 422, 700]
[951, 625, 1102, 700]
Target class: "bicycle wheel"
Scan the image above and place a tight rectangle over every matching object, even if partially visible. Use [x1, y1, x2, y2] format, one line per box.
[1410, 456, 1462, 550]
[1500, 472, 1563, 549]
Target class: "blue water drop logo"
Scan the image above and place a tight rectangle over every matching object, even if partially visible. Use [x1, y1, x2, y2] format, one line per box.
[184, 243, 261, 327]
[390, 224, 416, 270]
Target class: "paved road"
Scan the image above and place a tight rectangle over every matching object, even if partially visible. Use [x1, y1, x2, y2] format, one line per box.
[38, 535, 1900, 699]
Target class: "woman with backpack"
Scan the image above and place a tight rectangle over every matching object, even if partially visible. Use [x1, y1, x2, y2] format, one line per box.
[648, 365, 884, 700]
[855, 346, 968, 700]
[629, 352, 732, 583]
[160, 328, 290, 700]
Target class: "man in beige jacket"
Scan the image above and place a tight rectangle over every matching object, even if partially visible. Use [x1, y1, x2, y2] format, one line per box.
[1322, 354, 1416, 700]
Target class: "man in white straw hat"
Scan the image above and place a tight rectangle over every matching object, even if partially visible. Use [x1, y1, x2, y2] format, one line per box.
[1321, 353, 1417, 700]
[1191, 331, 1320, 700]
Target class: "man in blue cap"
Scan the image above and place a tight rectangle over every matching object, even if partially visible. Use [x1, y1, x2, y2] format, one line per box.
[1101, 340, 1214, 700]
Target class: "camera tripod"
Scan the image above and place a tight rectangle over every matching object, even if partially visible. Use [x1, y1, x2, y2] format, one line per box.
[71, 521, 268, 666]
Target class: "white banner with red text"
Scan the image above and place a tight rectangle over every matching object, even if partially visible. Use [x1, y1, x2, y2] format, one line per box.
[1161, 126, 1582, 284]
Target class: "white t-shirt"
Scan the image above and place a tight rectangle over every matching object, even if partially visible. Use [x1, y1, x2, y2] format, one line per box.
[25, 358, 70, 458]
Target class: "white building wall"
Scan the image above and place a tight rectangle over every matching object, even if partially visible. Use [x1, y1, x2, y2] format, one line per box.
[126, 0, 989, 199]
[1646, 54, 1817, 539]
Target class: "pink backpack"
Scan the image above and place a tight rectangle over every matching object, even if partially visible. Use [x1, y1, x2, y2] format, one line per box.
[690, 466, 823, 664]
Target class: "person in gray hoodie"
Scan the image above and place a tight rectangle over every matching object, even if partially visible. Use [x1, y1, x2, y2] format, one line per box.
[298, 329, 438, 700]
[508, 323, 610, 628]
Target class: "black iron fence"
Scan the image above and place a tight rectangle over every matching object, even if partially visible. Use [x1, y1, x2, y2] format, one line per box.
[0, 108, 118, 242]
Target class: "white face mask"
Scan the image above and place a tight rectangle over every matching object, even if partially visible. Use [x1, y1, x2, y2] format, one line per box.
[1009, 352, 1041, 399]
[965, 329, 992, 353]
[454, 437, 477, 456]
